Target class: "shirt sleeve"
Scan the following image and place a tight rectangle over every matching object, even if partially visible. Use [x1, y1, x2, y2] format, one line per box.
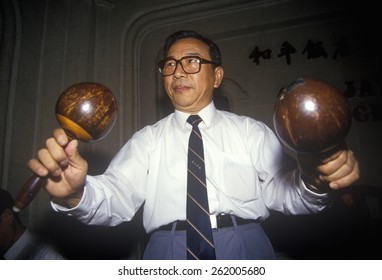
[250, 120, 330, 215]
[51, 129, 150, 226]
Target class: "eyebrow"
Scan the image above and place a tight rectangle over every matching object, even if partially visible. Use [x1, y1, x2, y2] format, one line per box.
[186, 52, 202, 56]
[166, 51, 203, 59]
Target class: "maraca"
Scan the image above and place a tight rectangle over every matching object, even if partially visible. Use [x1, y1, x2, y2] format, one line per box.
[13, 82, 117, 212]
[273, 77, 352, 192]
[273, 77, 351, 154]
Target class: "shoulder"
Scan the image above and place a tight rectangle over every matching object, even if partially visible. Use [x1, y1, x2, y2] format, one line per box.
[137, 113, 175, 137]
[216, 110, 272, 133]
[127, 113, 176, 149]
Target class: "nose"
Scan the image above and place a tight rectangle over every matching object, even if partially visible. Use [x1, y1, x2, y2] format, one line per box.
[173, 61, 186, 78]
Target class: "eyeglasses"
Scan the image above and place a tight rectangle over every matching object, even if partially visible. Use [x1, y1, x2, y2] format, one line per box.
[158, 56, 217, 77]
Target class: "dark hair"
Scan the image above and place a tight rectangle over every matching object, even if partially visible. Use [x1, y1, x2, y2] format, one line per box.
[162, 30, 222, 67]
[0, 189, 14, 215]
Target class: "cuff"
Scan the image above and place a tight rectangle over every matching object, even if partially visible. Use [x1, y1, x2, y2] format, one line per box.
[50, 185, 87, 213]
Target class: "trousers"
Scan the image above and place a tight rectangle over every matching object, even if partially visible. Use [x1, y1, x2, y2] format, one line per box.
[142, 222, 276, 260]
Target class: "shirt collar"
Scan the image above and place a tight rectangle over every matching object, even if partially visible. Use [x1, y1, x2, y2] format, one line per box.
[174, 101, 216, 129]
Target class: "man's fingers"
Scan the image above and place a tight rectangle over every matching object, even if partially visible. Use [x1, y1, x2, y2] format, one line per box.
[27, 158, 49, 177]
[329, 160, 360, 189]
[37, 148, 62, 176]
[53, 128, 69, 146]
[318, 150, 349, 175]
[317, 150, 360, 189]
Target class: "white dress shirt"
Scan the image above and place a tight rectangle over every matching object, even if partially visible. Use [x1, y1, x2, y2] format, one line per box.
[53, 102, 328, 233]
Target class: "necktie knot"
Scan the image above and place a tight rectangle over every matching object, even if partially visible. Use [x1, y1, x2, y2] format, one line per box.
[187, 115, 202, 127]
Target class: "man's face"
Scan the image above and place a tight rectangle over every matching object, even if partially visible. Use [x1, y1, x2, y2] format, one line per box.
[162, 38, 223, 114]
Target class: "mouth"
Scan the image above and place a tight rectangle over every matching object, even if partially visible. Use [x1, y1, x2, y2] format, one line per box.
[173, 84, 191, 93]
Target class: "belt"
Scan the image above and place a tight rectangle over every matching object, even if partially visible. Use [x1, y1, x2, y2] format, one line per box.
[155, 214, 257, 232]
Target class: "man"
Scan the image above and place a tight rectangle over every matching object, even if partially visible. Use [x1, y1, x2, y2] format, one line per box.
[0, 189, 65, 259]
[28, 30, 359, 259]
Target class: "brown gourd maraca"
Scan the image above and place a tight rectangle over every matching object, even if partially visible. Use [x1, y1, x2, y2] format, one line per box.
[13, 82, 117, 212]
[273, 77, 352, 193]
[273, 77, 351, 154]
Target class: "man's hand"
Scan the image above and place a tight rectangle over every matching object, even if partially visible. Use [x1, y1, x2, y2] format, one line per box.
[298, 149, 360, 192]
[27, 128, 88, 207]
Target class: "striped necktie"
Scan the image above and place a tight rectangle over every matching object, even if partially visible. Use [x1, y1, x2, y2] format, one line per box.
[186, 115, 216, 260]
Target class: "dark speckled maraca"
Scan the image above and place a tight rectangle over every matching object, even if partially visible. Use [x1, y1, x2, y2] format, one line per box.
[273, 77, 351, 154]
[55, 82, 117, 142]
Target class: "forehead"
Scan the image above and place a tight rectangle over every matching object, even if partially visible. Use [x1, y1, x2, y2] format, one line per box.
[167, 38, 210, 58]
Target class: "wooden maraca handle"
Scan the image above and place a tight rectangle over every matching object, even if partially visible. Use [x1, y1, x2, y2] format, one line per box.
[13, 174, 47, 212]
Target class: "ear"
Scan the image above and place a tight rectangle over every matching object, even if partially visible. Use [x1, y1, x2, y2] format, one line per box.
[213, 67, 224, 88]
[1, 209, 14, 224]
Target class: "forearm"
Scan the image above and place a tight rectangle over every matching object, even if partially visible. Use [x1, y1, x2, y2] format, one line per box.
[263, 168, 330, 215]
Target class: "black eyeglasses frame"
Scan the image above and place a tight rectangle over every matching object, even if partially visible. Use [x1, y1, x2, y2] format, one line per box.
[158, 56, 218, 77]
